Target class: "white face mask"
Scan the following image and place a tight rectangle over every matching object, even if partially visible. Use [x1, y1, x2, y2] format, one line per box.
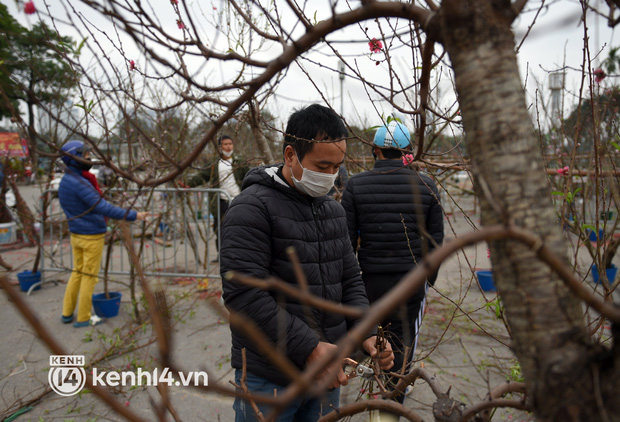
[222, 150, 233, 158]
[291, 152, 339, 197]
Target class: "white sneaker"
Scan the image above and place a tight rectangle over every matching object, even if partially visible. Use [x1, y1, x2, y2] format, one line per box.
[73, 314, 104, 328]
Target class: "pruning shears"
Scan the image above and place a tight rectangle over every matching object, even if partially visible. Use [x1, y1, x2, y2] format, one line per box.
[344, 358, 375, 380]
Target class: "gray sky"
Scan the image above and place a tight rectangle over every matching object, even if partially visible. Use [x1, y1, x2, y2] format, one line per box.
[4, 0, 619, 134]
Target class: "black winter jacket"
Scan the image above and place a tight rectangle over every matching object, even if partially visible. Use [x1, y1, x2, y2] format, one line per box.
[220, 165, 370, 386]
[341, 160, 444, 279]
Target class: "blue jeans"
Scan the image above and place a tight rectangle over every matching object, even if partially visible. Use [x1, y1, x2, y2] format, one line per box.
[233, 369, 340, 422]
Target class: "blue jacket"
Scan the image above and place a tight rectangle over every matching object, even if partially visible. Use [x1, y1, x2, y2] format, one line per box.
[58, 166, 137, 235]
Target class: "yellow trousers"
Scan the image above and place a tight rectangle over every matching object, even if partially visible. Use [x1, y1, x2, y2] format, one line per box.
[62, 233, 105, 323]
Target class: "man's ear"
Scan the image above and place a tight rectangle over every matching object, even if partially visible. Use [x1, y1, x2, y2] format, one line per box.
[373, 147, 382, 159]
[284, 145, 295, 167]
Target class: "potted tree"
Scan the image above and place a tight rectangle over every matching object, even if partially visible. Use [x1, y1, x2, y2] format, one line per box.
[91, 225, 122, 317]
[6, 175, 43, 292]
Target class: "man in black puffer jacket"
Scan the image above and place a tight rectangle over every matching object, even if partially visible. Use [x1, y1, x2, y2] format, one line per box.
[342, 121, 444, 408]
[221, 104, 394, 422]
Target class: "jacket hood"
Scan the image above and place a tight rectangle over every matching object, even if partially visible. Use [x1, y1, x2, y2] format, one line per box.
[241, 164, 288, 191]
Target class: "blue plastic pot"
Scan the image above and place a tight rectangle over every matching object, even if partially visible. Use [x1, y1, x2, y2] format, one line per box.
[17, 271, 41, 292]
[475, 270, 496, 292]
[592, 264, 618, 285]
[588, 228, 605, 242]
[92, 292, 122, 318]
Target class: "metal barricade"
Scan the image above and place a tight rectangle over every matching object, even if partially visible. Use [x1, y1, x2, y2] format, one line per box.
[38, 187, 229, 281]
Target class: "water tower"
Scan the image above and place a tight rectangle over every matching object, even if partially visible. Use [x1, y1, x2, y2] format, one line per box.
[549, 71, 565, 124]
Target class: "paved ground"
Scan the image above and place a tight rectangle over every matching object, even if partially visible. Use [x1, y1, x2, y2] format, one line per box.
[0, 182, 617, 421]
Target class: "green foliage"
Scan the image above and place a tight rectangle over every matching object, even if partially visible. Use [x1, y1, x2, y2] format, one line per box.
[603, 46, 620, 74]
[485, 296, 504, 320]
[74, 99, 95, 114]
[366, 115, 404, 132]
[13, 23, 79, 104]
[508, 362, 525, 383]
[0, 7, 79, 120]
[551, 187, 582, 205]
[582, 223, 596, 232]
[0, 3, 26, 118]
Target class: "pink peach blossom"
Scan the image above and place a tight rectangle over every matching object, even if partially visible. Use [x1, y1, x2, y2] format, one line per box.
[368, 38, 382, 53]
[594, 68, 606, 84]
[402, 153, 414, 165]
[24, 1, 36, 14]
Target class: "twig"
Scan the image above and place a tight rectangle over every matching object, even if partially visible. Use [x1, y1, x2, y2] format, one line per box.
[319, 399, 423, 422]
[0, 254, 13, 270]
[208, 287, 306, 386]
[118, 222, 171, 422]
[240, 348, 265, 422]
[274, 223, 619, 413]
[0, 276, 147, 422]
[285, 247, 309, 293]
[388, 367, 445, 400]
[460, 398, 531, 421]
[226, 272, 364, 319]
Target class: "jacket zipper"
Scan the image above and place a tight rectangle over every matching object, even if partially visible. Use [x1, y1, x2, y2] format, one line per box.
[311, 201, 327, 341]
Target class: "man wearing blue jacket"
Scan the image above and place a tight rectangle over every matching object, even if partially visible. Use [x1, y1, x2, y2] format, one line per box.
[58, 140, 147, 328]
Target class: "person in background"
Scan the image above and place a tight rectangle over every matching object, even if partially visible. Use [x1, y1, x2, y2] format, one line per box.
[341, 121, 444, 419]
[188, 135, 250, 258]
[24, 161, 34, 184]
[328, 165, 349, 200]
[98, 156, 116, 187]
[58, 140, 148, 328]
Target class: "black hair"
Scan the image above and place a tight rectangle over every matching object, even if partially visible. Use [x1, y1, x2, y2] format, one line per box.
[218, 135, 233, 146]
[372, 142, 412, 160]
[282, 104, 347, 161]
[382, 148, 405, 159]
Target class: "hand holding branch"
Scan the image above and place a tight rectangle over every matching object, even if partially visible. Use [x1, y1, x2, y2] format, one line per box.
[362, 336, 395, 371]
[306, 342, 349, 389]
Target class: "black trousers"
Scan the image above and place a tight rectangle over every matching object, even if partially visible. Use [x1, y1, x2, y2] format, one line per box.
[362, 272, 427, 403]
[213, 198, 230, 252]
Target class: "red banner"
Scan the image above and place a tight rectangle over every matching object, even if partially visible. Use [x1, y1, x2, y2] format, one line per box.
[0, 133, 29, 158]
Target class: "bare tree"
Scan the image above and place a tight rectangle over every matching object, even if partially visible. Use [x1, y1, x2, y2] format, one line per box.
[2, 1, 620, 421]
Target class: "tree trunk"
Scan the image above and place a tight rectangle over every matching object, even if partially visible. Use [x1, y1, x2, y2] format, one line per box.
[248, 101, 276, 164]
[0, 170, 12, 224]
[27, 72, 39, 168]
[438, 1, 619, 420]
[6, 176, 37, 246]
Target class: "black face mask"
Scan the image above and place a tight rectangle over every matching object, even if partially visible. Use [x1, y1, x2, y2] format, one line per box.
[71, 158, 92, 171]
[79, 159, 93, 171]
